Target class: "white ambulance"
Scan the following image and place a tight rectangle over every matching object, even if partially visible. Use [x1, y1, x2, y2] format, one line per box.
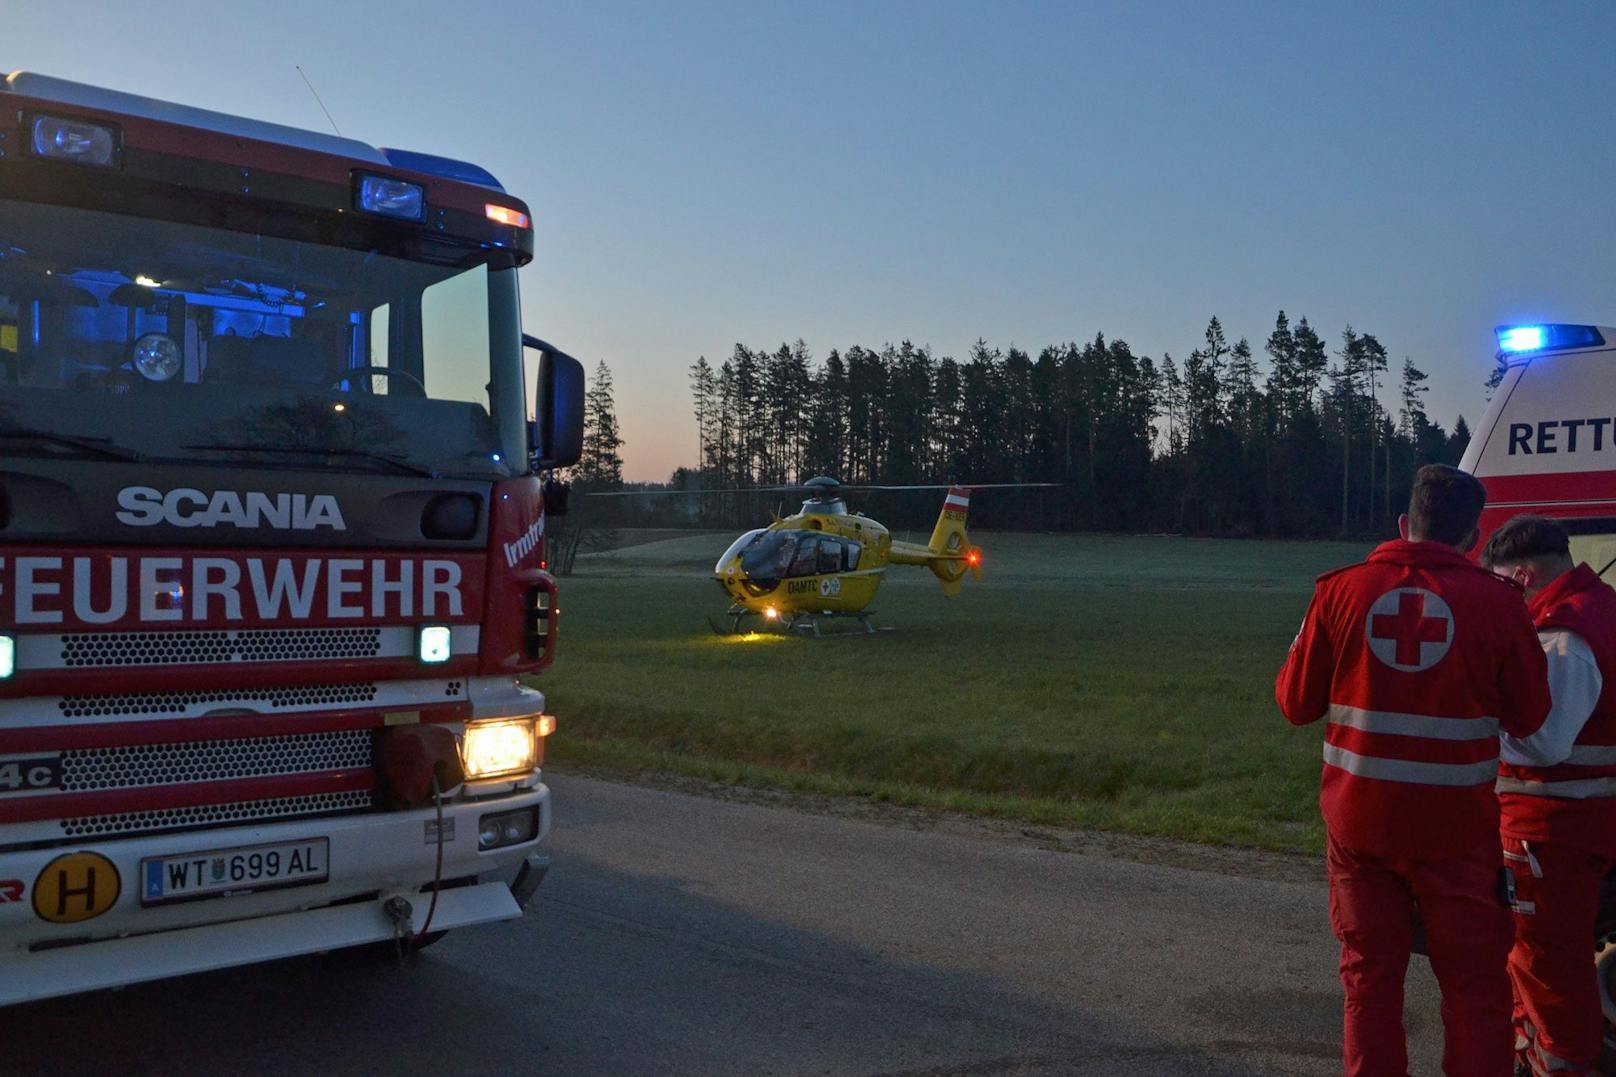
[1464, 324, 1616, 566]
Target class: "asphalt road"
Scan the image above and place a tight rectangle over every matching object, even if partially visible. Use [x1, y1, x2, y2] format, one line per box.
[2, 772, 1449, 1076]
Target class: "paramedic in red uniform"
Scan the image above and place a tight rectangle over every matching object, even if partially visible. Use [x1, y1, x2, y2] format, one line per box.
[1277, 464, 1551, 1076]
[1482, 515, 1616, 1077]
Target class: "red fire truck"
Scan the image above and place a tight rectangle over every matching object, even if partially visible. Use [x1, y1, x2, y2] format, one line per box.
[0, 70, 584, 1004]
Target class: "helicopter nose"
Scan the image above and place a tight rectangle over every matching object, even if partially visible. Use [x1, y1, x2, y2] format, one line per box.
[717, 565, 746, 600]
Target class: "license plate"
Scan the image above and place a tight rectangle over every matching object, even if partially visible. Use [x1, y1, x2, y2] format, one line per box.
[140, 838, 329, 906]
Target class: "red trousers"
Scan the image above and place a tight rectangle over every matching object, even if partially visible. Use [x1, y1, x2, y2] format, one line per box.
[1505, 835, 1612, 1076]
[1327, 835, 1514, 1076]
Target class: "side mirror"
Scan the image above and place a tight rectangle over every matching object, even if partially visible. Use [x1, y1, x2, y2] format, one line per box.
[542, 478, 571, 517]
[524, 334, 585, 470]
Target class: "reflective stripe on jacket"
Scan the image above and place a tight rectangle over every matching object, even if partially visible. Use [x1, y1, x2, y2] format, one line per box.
[1499, 563, 1616, 858]
[1277, 539, 1550, 859]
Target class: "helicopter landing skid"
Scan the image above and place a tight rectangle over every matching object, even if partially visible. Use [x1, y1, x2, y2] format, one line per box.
[710, 607, 766, 636]
[708, 607, 887, 638]
[784, 610, 883, 638]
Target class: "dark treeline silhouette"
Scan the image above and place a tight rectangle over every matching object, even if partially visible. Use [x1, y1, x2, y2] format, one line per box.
[661, 313, 1471, 536]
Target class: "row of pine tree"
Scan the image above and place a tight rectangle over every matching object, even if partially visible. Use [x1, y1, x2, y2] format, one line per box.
[662, 313, 1474, 537]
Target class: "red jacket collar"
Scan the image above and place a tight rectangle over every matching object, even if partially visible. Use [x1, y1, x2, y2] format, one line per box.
[1530, 563, 1603, 621]
[1366, 539, 1475, 569]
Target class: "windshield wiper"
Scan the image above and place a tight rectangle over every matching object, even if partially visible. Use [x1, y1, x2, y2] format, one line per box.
[0, 427, 142, 462]
[182, 442, 437, 478]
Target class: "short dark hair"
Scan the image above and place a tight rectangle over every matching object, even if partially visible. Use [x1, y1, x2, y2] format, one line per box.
[1481, 514, 1571, 569]
[1407, 464, 1487, 546]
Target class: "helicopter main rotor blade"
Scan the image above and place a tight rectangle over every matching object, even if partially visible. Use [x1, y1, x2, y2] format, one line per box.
[579, 486, 809, 498]
[579, 481, 1064, 498]
[827, 482, 1065, 492]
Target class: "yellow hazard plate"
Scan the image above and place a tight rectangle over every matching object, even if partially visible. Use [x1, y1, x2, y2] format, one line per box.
[33, 852, 120, 924]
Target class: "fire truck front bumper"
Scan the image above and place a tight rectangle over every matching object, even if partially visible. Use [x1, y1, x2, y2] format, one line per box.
[0, 782, 551, 1007]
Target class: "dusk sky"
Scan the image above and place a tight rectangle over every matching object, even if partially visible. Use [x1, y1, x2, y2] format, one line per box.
[10, 1, 1616, 481]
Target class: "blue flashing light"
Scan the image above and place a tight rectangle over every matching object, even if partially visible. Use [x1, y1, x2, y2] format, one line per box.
[379, 148, 505, 192]
[1495, 324, 1605, 355]
[355, 174, 425, 221]
[1499, 326, 1544, 353]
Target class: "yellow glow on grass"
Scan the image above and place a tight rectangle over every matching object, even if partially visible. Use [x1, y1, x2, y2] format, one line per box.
[714, 632, 788, 646]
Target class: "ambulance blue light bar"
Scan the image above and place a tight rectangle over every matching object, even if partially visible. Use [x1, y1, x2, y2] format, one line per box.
[1496, 324, 1605, 355]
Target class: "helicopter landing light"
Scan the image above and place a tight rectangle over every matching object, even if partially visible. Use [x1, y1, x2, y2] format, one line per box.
[764, 607, 779, 620]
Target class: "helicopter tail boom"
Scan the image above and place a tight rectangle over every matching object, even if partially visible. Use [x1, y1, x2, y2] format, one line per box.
[889, 487, 982, 596]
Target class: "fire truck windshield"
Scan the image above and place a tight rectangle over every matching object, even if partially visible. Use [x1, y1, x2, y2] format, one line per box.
[0, 199, 528, 479]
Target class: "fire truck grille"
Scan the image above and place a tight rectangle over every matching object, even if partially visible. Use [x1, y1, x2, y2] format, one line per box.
[57, 683, 380, 719]
[59, 628, 384, 668]
[60, 789, 375, 838]
[59, 730, 376, 793]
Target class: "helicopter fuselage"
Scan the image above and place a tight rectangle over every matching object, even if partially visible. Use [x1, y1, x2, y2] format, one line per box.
[715, 509, 893, 616]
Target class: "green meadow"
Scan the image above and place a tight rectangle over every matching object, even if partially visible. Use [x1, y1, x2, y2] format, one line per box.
[534, 530, 1372, 853]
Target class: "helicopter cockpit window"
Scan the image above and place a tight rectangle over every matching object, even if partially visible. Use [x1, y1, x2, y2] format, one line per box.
[843, 541, 862, 571]
[740, 530, 799, 581]
[717, 528, 766, 575]
[818, 540, 843, 575]
[789, 535, 821, 577]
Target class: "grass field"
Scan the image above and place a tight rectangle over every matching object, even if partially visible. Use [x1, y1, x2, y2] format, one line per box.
[535, 529, 1372, 854]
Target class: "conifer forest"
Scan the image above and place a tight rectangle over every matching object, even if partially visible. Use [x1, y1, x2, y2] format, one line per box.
[662, 313, 1473, 536]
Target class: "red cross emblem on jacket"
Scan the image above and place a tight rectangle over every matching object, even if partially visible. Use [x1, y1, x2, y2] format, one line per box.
[1365, 587, 1454, 672]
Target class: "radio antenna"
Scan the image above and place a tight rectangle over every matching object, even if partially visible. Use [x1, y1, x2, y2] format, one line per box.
[295, 65, 343, 138]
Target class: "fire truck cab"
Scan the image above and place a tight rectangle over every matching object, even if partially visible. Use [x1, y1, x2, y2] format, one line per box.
[0, 70, 583, 1004]
[1462, 323, 1616, 1067]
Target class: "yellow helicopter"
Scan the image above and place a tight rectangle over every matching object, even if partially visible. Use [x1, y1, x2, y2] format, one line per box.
[711, 476, 984, 636]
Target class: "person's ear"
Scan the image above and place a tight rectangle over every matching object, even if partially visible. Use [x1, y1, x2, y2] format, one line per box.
[1398, 514, 1411, 540]
[1461, 526, 1480, 554]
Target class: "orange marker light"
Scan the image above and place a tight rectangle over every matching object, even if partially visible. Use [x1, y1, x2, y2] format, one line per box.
[536, 715, 557, 737]
[486, 203, 530, 228]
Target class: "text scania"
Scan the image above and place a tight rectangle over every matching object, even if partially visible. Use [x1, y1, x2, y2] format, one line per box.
[0, 556, 464, 625]
[116, 487, 346, 530]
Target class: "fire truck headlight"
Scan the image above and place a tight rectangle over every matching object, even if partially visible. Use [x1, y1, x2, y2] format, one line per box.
[461, 719, 538, 780]
[28, 114, 122, 168]
[0, 635, 14, 680]
[417, 624, 452, 664]
[355, 174, 426, 221]
[132, 334, 182, 381]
